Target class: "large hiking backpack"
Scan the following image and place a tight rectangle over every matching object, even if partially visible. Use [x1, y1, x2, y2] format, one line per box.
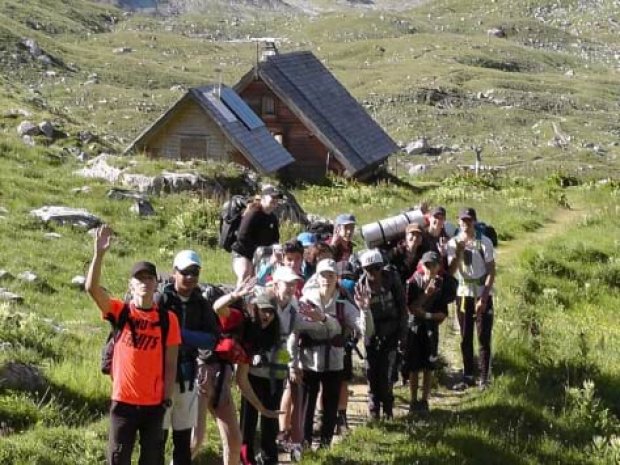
[476, 222, 498, 247]
[218, 195, 248, 252]
[101, 303, 170, 376]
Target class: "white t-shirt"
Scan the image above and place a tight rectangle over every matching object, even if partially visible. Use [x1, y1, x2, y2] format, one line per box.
[446, 234, 495, 297]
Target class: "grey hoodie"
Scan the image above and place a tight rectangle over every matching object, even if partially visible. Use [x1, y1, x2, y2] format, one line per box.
[288, 289, 374, 372]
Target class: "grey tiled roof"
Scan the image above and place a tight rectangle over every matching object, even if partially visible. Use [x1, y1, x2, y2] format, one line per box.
[257, 51, 398, 174]
[190, 85, 294, 173]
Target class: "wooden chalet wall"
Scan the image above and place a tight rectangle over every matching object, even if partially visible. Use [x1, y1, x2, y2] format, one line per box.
[239, 80, 344, 182]
[138, 99, 250, 168]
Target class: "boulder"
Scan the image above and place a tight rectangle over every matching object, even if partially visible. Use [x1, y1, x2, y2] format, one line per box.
[21, 38, 42, 57]
[123, 171, 225, 197]
[22, 135, 35, 146]
[17, 121, 40, 137]
[130, 199, 156, 217]
[113, 47, 133, 54]
[38, 121, 55, 139]
[0, 288, 23, 303]
[71, 186, 91, 194]
[0, 362, 47, 393]
[404, 138, 430, 155]
[17, 271, 38, 283]
[71, 275, 86, 289]
[74, 154, 123, 183]
[408, 164, 428, 176]
[107, 188, 147, 201]
[30, 206, 101, 229]
[0, 270, 14, 281]
[487, 27, 506, 38]
[4, 108, 32, 119]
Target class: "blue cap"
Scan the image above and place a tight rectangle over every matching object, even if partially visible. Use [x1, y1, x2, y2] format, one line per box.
[297, 232, 318, 247]
[173, 250, 202, 270]
[335, 213, 356, 226]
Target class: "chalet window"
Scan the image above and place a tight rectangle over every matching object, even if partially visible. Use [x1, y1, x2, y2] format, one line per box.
[262, 96, 275, 116]
[179, 136, 208, 161]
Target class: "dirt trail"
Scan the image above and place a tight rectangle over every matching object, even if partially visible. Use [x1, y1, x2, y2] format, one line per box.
[279, 202, 587, 462]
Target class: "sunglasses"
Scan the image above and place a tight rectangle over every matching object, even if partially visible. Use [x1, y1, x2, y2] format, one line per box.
[365, 264, 382, 273]
[177, 268, 200, 277]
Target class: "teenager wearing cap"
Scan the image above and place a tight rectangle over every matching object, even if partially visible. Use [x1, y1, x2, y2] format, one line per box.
[85, 225, 181, 465]
[192, 278, 281, 465]
[266, 266, 305, 457]
[387, 222, 427, 284]
[158, 250, 219, 465]
[446, 207, 496, 390]
[240, 293, 286, 465]
[404, 251, 449, 413]
[257, 240, 305, 298]
[330, 214, 356, 263]
[297, 232, 319, 281]
[231, 185, 281, 286]
[290, 259, 375, 450]
[356, 249, 407, 420]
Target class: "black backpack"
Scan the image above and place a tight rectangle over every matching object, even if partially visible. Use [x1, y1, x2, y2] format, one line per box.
[218, 195, 248, 252]
[476, 222, 498, 247]
[100, 302, 170, 376]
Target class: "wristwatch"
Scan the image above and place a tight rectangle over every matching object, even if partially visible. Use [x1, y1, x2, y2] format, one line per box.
[162, 398, 172, 409]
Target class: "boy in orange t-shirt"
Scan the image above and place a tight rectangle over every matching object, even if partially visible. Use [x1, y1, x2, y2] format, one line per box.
[86, 225, 181, 465]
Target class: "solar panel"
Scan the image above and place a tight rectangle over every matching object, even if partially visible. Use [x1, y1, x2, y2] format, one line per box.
[220, 87, 265, 130]
[202, 91, 237, 123]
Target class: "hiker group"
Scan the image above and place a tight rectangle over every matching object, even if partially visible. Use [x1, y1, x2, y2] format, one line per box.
[86, 185, 497, 465]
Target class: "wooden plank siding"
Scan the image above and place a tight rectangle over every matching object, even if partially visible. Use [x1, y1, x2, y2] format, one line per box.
[238, 80, 344, 182]
[139, 100, 234, 162]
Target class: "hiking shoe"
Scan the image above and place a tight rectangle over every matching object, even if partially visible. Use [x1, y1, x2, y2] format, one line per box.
[478, 379, 491, 391]
[409, 400, 429, 414]
[335, 410, 349, 435]
[276, 430, 290, 452]
[452, 377, 476, 391]
[290, 444, 303, 463]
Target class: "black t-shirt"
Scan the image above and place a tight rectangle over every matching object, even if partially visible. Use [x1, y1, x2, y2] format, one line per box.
[232, 208, 280, 259]
[406, 272, 448, 327]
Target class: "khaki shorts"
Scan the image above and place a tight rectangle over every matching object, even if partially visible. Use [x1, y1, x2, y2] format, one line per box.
[198, 363, 234, 410]
[163, 381, 198, 431]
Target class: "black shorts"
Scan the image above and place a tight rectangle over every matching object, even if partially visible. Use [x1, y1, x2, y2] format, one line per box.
[404, 323, 439, 372]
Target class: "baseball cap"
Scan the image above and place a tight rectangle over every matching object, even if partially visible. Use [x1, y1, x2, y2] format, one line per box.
[173, 250, 202, 270]
[335, 213, 356, 226]
[458, 207, 477, 221]
[130, 261, 157, 278]
[261, 185, 282, 198]
[431, 206, 447, 218]
[406, 223, 423, 234]
[316, 258, 337, 274]
[272, 266, 302, 283]
[254, 293, 277, 311]
[421, 251, 441, 265]
[359, 249, 384, 268]
[297, 232, 318, 247]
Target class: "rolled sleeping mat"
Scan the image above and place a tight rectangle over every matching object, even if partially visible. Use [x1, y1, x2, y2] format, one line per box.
[360, 209, 425, 248]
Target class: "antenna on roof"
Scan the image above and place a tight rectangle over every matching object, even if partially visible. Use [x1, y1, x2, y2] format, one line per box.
[215, 66, 223, 99]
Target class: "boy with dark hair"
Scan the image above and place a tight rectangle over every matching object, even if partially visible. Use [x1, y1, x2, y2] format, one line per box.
[446, 208, 496, 390]
[404, 251, 448, 413]
[86, 225, 181, 465]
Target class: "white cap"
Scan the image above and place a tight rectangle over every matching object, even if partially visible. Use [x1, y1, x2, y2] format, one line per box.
[272, 266, 302, 283]
[359, 249, 383, 268]
[316, 258, 337, 274]
[173, 250, 202, 270]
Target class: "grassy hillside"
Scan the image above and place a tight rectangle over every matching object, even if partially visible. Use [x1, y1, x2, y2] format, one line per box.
[0, 0, 619, 463]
